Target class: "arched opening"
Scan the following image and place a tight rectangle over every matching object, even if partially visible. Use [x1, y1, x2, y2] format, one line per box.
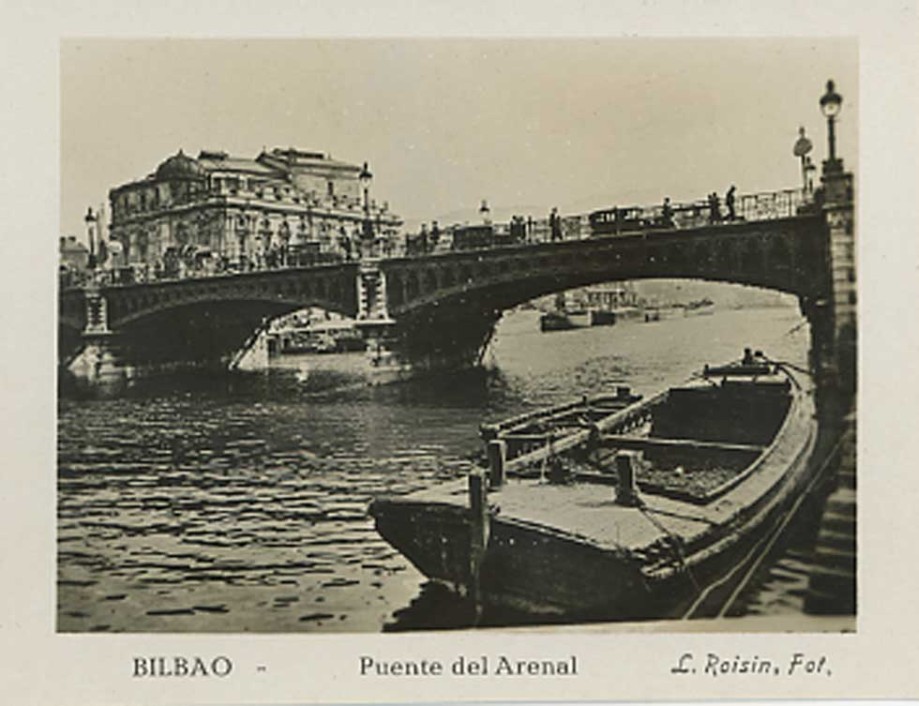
[265, 305, 368, 360]
[482, 279, 808, 395]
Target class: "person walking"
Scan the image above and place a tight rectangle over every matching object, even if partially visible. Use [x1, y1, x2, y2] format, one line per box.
[725, 185, 737, 221]
[708, 192, 721, 224]
[662, 197, 674, 228]
[550, 207, 562, 241]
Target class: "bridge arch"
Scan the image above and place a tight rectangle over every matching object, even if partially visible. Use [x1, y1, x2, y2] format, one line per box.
[378, 216, 827, 369]
[385, 218, 825, 319]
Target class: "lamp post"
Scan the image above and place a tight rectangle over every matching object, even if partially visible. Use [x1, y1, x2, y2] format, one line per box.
[85, 206, 97, 271]
[479, 199, 491, 226]
[359, 161, 373, 256]
[819, 79, 843, 171]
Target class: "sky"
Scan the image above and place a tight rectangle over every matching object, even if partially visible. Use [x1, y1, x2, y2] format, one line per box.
[60, 38, 857, 238]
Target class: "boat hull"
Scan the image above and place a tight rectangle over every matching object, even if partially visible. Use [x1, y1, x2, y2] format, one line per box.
[371, 497, 651, 617]
[372, 431, 815, 620]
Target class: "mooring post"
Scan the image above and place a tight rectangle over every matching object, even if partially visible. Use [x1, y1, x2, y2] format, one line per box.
[467, 470, 490, 613]
[615, 451, 642, 506]
[486, 439, 507, 489]
[479, 423, 500, 442]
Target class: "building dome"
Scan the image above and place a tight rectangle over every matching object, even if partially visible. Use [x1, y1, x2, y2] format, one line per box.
[155, 150, 205, 180]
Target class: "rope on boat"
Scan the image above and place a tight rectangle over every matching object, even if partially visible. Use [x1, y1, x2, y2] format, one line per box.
[749, 348, 813, 381]
[638, 503, 701, 594]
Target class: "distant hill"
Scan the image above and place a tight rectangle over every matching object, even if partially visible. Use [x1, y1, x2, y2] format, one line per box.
[633, 280, 794, 309]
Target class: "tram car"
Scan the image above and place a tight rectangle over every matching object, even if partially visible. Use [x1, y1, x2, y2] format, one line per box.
[450, 224, 524, 251]
[589, 206, 673, 237]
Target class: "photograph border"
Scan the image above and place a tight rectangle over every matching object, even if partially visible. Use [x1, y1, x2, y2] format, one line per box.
[3, 1, 919, 704]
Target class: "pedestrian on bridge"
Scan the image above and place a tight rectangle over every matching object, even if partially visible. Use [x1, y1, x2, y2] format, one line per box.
[550, 207, 562, 241]
[662, 197, 674, 228]
[725, 185, 737, 221]
[708, 192, 722, 224]
[430, 221, 441, 252]
[419, 223, 429, 254]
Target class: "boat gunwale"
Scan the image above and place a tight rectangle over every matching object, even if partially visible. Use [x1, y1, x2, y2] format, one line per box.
[487, 390, 641, 436]
[501, 390, 665, 474]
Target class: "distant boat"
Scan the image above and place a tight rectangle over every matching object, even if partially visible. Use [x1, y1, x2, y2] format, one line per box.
[643, 306, 682, 323]
[539, 309, 589, 331]
[540, 285, 644, 332]
[269, 319, 367, 355]
[684, 298, 716, 316]
[369, 353, 820, 620]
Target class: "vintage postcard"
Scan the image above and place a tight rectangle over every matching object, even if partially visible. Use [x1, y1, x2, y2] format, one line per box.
[2, 1, 919, 705]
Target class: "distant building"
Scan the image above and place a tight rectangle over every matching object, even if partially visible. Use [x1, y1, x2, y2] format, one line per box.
[59, 236, 89, 271]
[107, 147, 402, 274]
[583, 283, 640, 310]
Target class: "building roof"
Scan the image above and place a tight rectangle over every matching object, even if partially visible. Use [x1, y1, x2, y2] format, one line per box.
[110, 147, 367, 197]
[196, 152, 281, 177]
[155, 150, 207, 180]
[258, 147, 359, 173]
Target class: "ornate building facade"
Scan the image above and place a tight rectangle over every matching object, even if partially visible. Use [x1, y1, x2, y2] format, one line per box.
[108, 147, 402, 276]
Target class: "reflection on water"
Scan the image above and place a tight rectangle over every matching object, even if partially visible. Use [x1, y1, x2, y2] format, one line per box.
[58, 305, 814, 632]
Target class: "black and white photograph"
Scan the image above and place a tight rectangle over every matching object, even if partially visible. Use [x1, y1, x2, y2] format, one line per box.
[57, 37, 857, 634]
[3, 2, 919, 704]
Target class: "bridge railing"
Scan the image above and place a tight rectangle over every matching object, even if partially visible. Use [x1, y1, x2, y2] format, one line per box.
[61, 186, 815, 291]
[63, 247, 355, 291]
[586, 187, 813, 236]
[423, 186, 813, 254]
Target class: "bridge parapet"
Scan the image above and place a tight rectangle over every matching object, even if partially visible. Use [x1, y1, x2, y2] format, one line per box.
[585, 187, 812, 237]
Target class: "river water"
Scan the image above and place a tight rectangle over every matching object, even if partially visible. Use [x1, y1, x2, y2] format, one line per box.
[58, 300, 815, 633]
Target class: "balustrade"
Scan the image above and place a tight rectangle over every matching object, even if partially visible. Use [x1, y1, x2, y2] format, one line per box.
[67, 186, 813, 290]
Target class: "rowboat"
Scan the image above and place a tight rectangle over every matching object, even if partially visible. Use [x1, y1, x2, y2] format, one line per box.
[368, 351, 819, 621]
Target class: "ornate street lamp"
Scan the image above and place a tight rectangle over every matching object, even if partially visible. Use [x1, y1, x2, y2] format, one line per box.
[84, 206, 97, 270]
[819, 79, 843, 166]
[359, 161, 374, 245]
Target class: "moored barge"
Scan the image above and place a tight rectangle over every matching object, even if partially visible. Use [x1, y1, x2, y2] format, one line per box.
[369, 352, 819, 621]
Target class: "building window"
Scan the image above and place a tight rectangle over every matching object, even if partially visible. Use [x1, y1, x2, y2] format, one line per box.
[327, 180, 334, 198]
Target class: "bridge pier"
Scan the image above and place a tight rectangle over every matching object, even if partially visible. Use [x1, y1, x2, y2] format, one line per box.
[800, 158, 857, 616]
[807, 159, 856, 426]
[63, 287, 136, 394]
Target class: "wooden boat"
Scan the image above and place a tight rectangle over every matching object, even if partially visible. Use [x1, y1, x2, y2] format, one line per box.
[539, 309, 590, 331]
[368, 352, 819, 621]
[683, 297, 716, 317]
